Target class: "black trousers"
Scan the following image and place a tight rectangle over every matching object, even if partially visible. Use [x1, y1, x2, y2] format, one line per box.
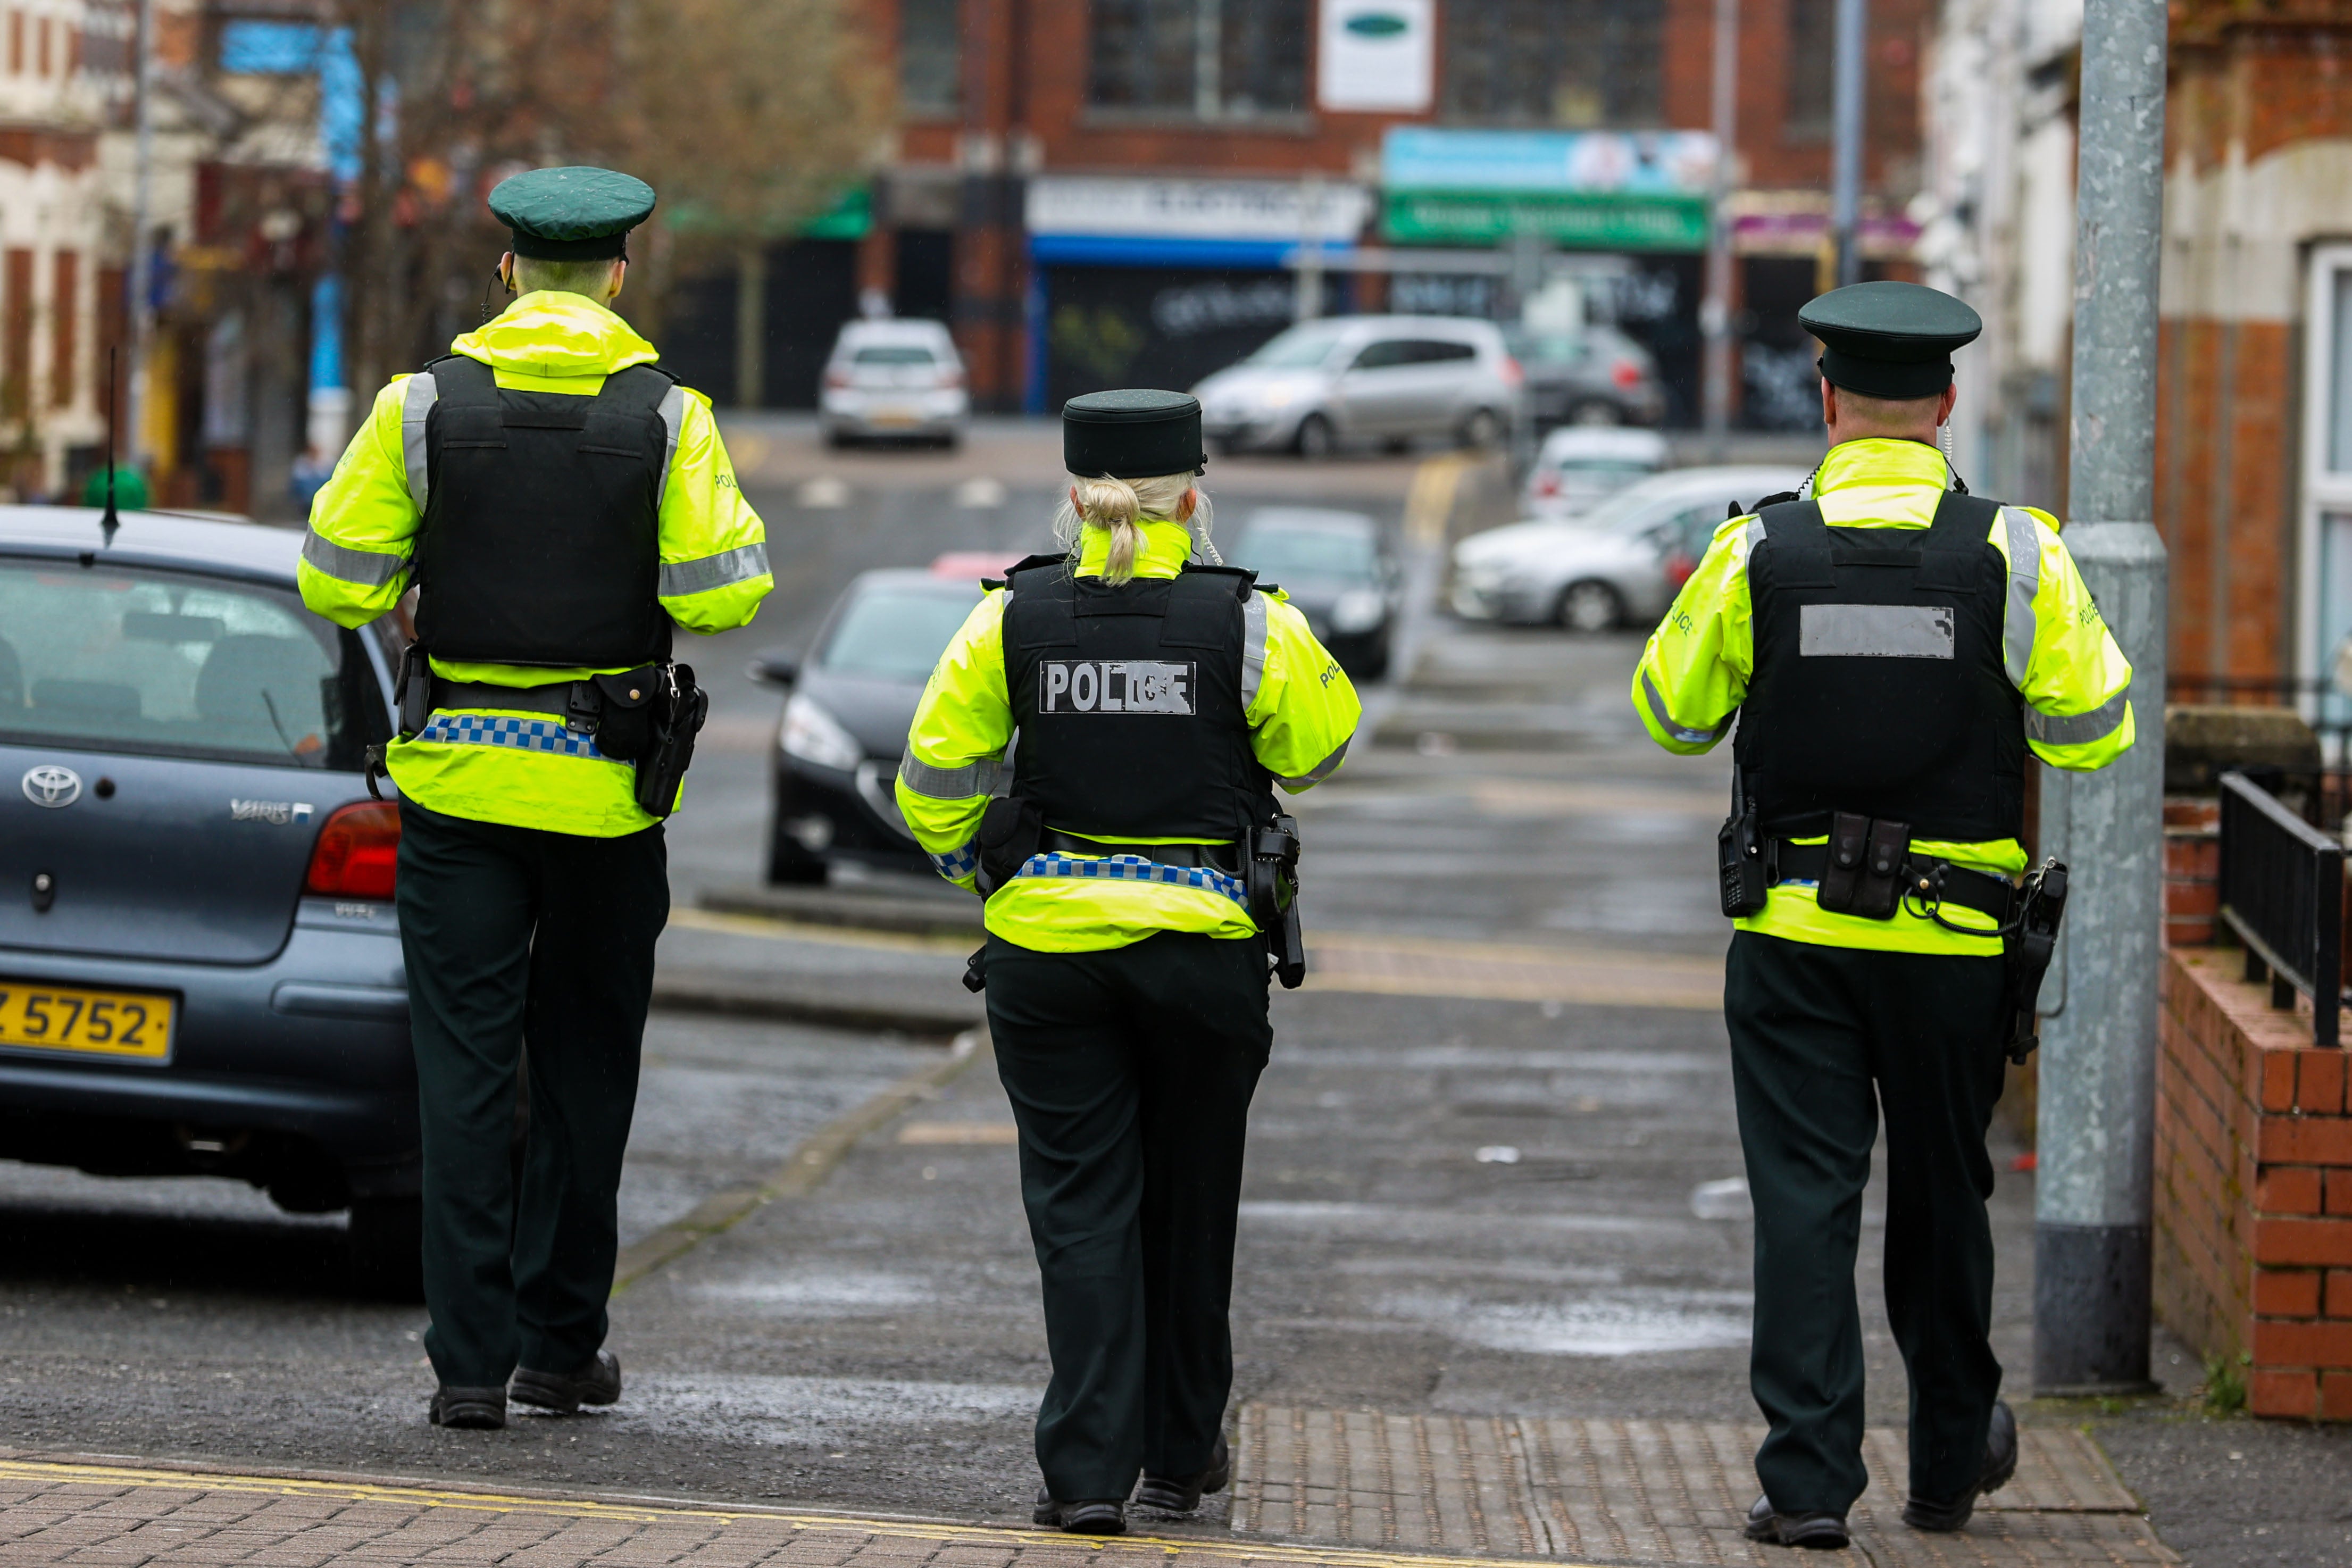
[984, 930, 1272, 1503]
[395, 799, 669, 1389]
[1724, 931, 2008, 1516]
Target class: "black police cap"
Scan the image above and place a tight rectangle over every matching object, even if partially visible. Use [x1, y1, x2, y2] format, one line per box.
[487, 166, 656, 261]
[1063, 389, 1205, 480]
[1800, 280, 1983, 400]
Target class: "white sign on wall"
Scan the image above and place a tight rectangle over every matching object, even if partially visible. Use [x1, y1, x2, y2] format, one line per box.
[1317, 0, 1433, 114]
[1026, 177, 1372, 243]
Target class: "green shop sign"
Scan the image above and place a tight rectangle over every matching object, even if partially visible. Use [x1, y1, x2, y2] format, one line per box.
[1383, 189, 1708, 252]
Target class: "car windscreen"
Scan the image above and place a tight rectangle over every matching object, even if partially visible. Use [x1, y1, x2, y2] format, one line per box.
[851, 346, 937, 365]
[1244, 323, 1350, 369]
[0, 557, 386, 769]
[1233, 527, 1379, 583]
[1547, 457, 1657, 477]
[818, 587, 979, 682]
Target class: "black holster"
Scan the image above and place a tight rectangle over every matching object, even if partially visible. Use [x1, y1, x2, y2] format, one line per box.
[395, 642, 430, 739]
[2001, 859, 2069, 1063]
[974, 795, 1043, 896]
[632, 662, 707, 820]
[1249, 814, 1305, 990]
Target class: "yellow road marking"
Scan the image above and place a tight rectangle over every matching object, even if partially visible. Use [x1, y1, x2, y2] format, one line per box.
[1404, 453, 1473, 549]
[898, 1120, 1021, 1145]
[0, 1458, 1607, 1568]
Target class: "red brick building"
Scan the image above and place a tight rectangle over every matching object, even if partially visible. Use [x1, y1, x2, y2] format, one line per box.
[685, 0, 1932, 418]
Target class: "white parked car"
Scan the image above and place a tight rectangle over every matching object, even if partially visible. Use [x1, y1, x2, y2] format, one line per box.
[1521, 426, 1672, 518]
[1452, 464, 1811, 631]
[1193, 315, 1525, 458]
[819, 320, 968, 448]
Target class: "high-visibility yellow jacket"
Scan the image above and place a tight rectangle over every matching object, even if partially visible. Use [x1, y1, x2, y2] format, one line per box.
[298, 291, 771, 836]
[1631, 437, 2134, 956]
[897, 518, 1362, 954]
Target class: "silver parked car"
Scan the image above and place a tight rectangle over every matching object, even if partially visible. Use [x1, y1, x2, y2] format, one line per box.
[1194, 315, 1525, 458]
[1521, 426, 1672, 519]
[1452, 464, 1811, 631]
[0, 507, 420, 1292]
[819, 319, 969, 448]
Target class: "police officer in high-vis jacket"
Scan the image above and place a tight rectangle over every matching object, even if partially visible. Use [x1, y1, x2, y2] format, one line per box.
[1632, 283, 2133, 1549]
[299, 168, 770, 1430]
[899, 390, 1359, 1536]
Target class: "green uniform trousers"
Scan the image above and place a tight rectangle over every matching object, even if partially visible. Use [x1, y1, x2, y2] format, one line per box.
[395, 799, 668, 1389]
[1724, 931, 2008, 1517]
[983, 929, 1272, 1504]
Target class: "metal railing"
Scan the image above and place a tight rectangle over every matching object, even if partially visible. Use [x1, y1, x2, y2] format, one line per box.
[2217, 771, 2345, 1047]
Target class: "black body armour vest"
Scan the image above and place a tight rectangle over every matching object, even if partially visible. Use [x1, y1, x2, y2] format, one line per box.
[413, 354, 675, 668]
[1001, 556, 1275, 840]
[1733, 492, 2025, 843]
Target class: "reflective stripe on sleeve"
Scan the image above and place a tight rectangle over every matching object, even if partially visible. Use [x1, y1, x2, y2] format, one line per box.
[1640, 670, 1729, 745]
[1743, 515, 1767, 554]
[1277, 735, 1350, 790]
[655, 384, 686, 510]
[659, 541, 771, 598]
[930, 840, 980, 881]
[1798, 603, 1955, 660]
[301, 526, 408, 588]
[401, 371, 439, 508]
[898, 752, 999, 799]
[2001, 506, 2040, 687]
[2026, 690, 2129, 746]
[1240, 591, 1269, 711]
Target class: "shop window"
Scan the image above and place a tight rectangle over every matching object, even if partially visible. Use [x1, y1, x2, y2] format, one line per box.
[1440, 0, 1664, 127]
[1087, 0, 1309, 119]
[1785, 0, 1837, 140]
[901, 0, 959, 118]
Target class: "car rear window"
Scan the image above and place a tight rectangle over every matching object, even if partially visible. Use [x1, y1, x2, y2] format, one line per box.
[851, 346, 938, 365]
[820, 588, 979, 682]
[1233, 527, 1379, 582]
[0, 558, 387, 770]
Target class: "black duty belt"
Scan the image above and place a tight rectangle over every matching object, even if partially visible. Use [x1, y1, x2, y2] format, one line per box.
[1771, 840, 2016, 923]
[1040, 829, 1243, 874]
[429, 677, 577, 718]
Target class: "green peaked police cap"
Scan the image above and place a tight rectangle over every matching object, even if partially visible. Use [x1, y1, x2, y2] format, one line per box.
[487, 166, 657, 261]
[1063, 388, 1206, 479]
[1800, 280, 1983, 399]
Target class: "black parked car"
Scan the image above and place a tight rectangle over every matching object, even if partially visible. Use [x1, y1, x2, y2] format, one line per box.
[753, 559, 1005, 884]
[1226, 508, 1401, 682]
[0, 507, 419, 1292]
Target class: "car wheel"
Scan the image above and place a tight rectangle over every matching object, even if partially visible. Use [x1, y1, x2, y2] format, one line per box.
[1556, 580, 1624, 633]
[1353, 638, 1392, 683]
[823, 427, 854, 450]
[347, 1196, 424, 1302]
[1569, 399, 1621, 427]
[1294, 413, 1336, 460]
[1458, 407, 1505, 449]
[767, 819, 828, 885]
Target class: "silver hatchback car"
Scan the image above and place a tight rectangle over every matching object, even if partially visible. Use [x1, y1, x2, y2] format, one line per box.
[0, 507, 419, 1292]
[1193, 315, 1525, 457]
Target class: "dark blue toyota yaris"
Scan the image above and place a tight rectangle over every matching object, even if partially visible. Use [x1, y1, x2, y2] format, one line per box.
[0, 506, 419, 1292]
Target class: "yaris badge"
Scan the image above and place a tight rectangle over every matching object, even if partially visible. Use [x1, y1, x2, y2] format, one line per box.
[21, 765, 81, 808]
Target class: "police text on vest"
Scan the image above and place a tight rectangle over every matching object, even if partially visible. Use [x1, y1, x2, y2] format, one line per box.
[1039, 660, 1197, 715]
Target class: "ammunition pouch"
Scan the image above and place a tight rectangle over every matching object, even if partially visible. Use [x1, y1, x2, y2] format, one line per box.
[974, 795, 1044, 897]
[1816, 812, 1913, 920]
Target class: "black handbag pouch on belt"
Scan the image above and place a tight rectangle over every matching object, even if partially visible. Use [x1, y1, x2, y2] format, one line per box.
[974, 795, 1043, 896]
[1815, 811, 1911, 919]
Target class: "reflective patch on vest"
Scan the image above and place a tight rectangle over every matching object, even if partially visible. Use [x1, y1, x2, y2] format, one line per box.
[1012, 851, 1247, 907]
[1038, 659, 1197, 714]
[1797, 603, 1956, 660]
[415, 713, 615, 762]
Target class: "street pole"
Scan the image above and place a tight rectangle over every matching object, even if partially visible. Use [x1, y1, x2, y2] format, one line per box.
[1700, 0, 1737, 460]
[2033, 0, 2170, 1396]
[126, 0, 153, 474]
[1829, 0, 1865, 289]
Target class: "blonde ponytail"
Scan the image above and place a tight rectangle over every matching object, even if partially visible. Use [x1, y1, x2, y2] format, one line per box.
[1052, 470, 1206, 586]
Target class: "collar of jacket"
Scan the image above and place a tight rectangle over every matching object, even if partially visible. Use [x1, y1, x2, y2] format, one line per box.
[445, 290, 659, 380]
[1810, 437, 1954, 528]
[1074, 517, 1196, 579]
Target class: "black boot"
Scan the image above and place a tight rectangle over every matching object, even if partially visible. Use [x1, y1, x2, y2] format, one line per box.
[1033, 1489, 1125, 1535]
[510, 1348, 622, 1414]
[1903, 1399, 2019, 1532]
[1135, 1434, 1231, 1514]
[428, 1385, 507, 1430]
[1744, 1495, 1850, 1549]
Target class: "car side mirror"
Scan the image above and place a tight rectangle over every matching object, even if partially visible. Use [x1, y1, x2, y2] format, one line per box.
[748, 648, 800, 689]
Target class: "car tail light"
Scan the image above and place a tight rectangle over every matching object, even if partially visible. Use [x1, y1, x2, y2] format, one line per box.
[1499, 355, 1524, 388]
[1612, 358, 1643, 390]
[940, 366, 965, 388]
[1534, 471, 1560, 496]
[306, 800, 401, 900]
[823, 368, 850, 389]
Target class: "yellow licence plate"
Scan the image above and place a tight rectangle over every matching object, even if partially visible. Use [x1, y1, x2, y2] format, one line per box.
[0, 981, 176, 1061]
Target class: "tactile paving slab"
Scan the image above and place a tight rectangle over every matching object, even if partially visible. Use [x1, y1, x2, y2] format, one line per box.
[1231, 1406, 2173, 1567]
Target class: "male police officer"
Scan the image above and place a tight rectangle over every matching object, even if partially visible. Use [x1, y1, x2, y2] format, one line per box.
[300, 167, 771, 1430]
[1632, 282, 2133, 1547]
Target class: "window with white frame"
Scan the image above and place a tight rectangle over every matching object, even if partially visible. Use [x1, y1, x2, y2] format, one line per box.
[2299, 245, 2352, 744]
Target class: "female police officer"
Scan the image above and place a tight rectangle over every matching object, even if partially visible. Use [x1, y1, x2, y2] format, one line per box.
[896, 389, 1360, 1535]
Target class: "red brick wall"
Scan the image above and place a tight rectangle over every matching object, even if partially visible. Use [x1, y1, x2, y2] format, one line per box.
[2156, 947, 2352, 1419]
